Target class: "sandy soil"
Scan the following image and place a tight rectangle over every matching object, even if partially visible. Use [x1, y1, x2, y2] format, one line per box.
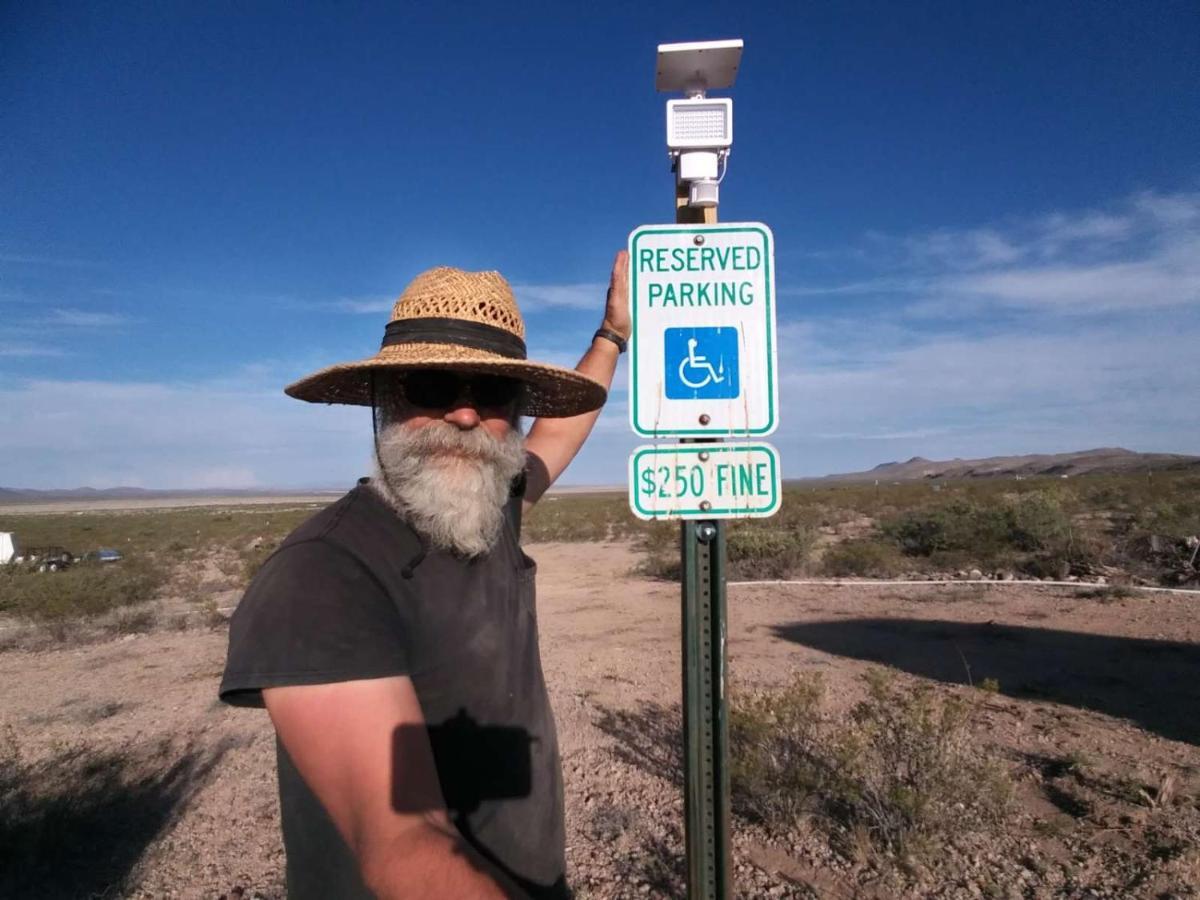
[2, 541, 1198, 898]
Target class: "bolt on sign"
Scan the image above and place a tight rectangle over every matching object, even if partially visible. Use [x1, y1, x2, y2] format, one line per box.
[629, 443, 782, 521]
[627, 223, 778, 437]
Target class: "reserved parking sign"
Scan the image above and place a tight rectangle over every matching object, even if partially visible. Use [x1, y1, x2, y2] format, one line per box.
[627, 223, 777, 437]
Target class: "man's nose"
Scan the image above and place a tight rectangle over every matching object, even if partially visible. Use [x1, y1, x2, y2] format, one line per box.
[443, 403, 481, 429]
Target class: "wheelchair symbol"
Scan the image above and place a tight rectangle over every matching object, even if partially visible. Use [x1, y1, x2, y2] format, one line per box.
[664, 326, 740, 400]
[678, 338, 726, 389]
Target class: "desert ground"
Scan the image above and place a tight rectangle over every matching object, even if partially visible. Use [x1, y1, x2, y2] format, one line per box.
[2, 533, 1198, 899]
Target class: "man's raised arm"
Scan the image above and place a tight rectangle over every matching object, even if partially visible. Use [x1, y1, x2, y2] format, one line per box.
[263, 677, 525, 900]
[523, 249, 630, 509]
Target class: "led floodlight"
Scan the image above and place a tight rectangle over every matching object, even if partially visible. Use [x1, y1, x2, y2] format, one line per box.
[667, 98, 733, 151]
[656, 39, 743, 209]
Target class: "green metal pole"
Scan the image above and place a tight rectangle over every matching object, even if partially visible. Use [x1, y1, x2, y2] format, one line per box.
[681, 518, 731, 900]
[675, 177, 730, 900]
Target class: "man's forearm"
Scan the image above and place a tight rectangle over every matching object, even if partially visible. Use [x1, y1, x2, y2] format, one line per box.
[363, 820, 525, 900]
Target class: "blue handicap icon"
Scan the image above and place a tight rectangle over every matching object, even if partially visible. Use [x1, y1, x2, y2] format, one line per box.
[664, 326, 740, 400]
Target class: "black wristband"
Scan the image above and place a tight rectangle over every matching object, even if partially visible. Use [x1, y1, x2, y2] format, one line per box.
[594, 328, 628, 354]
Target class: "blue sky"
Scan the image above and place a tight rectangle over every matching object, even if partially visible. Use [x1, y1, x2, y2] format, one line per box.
[2, 2, 1197, 489]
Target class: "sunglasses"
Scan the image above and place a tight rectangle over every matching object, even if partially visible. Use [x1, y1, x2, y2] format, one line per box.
[399, 370, 523, 410]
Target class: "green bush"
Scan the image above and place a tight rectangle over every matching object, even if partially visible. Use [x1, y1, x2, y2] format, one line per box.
[877, 491, 1080, 573]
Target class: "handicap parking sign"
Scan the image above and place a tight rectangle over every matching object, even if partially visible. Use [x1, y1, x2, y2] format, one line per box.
[664, 326, 740, 400]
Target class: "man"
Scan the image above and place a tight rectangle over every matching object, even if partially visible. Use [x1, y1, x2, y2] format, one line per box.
[220, 254, 631, 899]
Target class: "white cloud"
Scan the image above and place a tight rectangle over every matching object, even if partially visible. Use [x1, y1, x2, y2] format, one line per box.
[943, 236, 1200, 313]
[42, 308, 130, 327]
[512, 282, 607, 312]
[761, 191, 1200, 476]
[330, 295, 394, 314]
[0, 343, 63, 358]
[4, 190, 1197, 490]
[0, 252, 102, 268]
[769, 310, 1200, 476]
[788, 190, 1200, 315]
[0, 374, 368, 489]
[321, 283, 608, 316]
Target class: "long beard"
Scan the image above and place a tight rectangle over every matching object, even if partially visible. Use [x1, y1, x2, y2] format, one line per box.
[371, 420, 527, 558]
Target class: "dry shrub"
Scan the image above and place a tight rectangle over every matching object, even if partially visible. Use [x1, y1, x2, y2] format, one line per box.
[199, 598, 229, 630]
[635, 520, 813, 581]
[0, 558, 167, 624]
[820, 539, 908, 577]
[726, 523, 814, 580]
[104, 606, 157, 636]
[730, 671, 1012, 859]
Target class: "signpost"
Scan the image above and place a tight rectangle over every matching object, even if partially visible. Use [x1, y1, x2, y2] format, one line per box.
[627, 39, 782, 900]
[629, 224, 777, 438]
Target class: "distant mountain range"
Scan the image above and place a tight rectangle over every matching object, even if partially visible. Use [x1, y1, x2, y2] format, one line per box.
[0, 486, 342, 503]
[3, 448, 1199, 501]
[811, 447, 1200, 483]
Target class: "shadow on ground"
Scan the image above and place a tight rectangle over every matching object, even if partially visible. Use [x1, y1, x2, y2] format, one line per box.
[584, 706, 687, 897]
[593, 702, 683, 787]
[0, 736, 230, 899]
[772, 618, 1200, 745]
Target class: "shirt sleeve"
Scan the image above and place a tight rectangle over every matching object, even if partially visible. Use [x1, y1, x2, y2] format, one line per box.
[219, 539, 409, 708]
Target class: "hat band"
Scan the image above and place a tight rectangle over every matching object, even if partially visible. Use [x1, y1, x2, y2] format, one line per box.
[381, 317, 527, 360]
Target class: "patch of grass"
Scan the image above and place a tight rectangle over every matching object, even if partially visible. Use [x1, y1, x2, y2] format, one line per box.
[730, 671, 1013, 859]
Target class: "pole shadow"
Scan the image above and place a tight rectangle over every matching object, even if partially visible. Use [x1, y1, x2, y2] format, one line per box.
[591, 702, 683, 788]
[771, 618, 1200, 745]
[0, 737, 230, 899]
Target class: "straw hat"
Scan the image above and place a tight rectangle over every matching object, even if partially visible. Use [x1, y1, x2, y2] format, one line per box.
[285, 266, 607, 417]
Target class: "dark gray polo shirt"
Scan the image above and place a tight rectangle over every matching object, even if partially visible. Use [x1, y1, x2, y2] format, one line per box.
[220, 481, 567, 899]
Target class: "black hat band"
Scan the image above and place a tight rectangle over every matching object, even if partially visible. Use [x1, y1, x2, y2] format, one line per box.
[381, 317, 527, 360]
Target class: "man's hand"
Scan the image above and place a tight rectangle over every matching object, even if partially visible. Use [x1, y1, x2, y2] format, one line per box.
[601, 250, 630, 340]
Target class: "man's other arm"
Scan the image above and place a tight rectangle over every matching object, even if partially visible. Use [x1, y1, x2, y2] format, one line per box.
[263, 676, 525, 900]
[523, 249, 629, 510]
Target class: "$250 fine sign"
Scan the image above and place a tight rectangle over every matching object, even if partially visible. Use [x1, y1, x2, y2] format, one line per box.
[628, 443, 781, 521]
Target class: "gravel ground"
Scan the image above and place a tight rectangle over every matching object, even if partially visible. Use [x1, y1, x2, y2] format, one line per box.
[2, 540, 1198, 898]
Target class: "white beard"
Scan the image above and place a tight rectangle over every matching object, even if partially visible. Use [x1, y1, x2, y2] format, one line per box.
[371, 419, 527, 558]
